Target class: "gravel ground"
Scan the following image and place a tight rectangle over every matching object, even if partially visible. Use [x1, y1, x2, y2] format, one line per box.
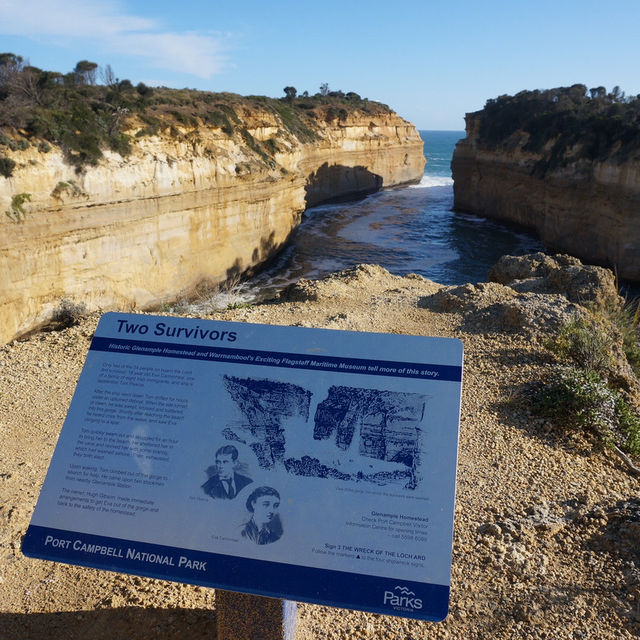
[1, 264, 639, 639]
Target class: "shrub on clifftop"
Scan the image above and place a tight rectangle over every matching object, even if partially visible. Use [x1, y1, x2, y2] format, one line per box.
[0, 52, 390, 170]
[535, 303, 640, 470]
[548, 316, 615, 375]
[470, 85, 640, 175]
[0, 154, 15, 177]
[533, 366, 640, 459]
[484, 253, 640, 471]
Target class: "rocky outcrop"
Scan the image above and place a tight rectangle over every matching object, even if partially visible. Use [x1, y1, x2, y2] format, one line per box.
[451, 106, 640, 282]
[0, 107, 424, 345]
[421, 253, 621, 336]
[488, 252, 622, 309]
[423, 252, 638, 393]
[421, 280, 585, 336]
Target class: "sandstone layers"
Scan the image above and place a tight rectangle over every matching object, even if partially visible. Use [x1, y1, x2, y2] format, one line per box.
[451, 112, 640, 281]
[0, 107, 424, 345]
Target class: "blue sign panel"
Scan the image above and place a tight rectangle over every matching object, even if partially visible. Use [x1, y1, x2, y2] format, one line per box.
[23, 313, 463, 621]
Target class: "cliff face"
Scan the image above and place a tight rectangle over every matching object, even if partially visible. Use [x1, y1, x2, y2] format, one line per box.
[0, 107, 424, 345]
[451, 100, 640, 282]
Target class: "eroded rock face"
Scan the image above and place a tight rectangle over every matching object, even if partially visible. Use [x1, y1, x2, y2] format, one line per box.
[451, 116, 640, 281]
[421, 253, 621, 336]
[421, 253, 638, 393]
[279, 264, 399, 302]
[0, 109, 424, 345]
[421, 281, 585, 336]
[488, 253, 622, 309]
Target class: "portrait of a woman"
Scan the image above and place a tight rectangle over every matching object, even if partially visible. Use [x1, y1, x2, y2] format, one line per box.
[241, 486, 283, 545]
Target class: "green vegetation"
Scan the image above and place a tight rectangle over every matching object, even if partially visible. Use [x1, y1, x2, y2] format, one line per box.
[0, 154, 15, 177]
[269, 101, 318, 143]
[533, 306, 640, 466]
[0, 131, 29, 151]
[225, 301, 255, 310]
[607, 299, 640, 376]
[546, 316, 614, 374]
[548, 302, 640, 380]
[472, 85, 640, 176]
[283, 86, 297, 101]
[5, 192, 31, 222]
[1, 53, 390, 171]
[204, 107, 235, 136]
[0, 53, 137, 169]
[51, 179, 86, 200]
[546, 307, 640, 380]
[533, 366, 640, 456]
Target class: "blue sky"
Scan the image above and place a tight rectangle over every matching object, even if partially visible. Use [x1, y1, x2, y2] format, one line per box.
[1, 0, 639, 130]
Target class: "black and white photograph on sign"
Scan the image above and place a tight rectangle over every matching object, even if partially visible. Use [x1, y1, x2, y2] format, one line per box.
[241, 486, 283, 545]
[201, 444, 253, 500]
[22, 313, 462, 621]
[222, 375, 427, 489]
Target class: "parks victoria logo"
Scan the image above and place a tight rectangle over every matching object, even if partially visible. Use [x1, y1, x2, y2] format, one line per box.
[383, 585, 423, 612]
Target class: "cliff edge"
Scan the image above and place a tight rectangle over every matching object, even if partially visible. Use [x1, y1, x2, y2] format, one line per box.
[0, 93, 424, 345]
[451, 85, 640, 281]
[1, 257, 639, 639]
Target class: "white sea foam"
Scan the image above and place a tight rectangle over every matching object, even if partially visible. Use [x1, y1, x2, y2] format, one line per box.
[409, 175, 454, 188]
[168, 284, 259, 315]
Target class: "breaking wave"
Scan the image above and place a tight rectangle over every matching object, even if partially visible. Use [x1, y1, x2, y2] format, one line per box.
[409, 175, 454, 188]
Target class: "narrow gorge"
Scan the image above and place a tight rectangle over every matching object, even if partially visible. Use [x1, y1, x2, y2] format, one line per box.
[0, 97, 424, 345]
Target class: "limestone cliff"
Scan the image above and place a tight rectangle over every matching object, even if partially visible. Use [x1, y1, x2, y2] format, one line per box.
[451, 87, 640, 281]
[0, 104, 424, 345]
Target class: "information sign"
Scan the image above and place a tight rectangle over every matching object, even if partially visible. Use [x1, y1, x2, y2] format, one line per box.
[23, 313, 463, 621]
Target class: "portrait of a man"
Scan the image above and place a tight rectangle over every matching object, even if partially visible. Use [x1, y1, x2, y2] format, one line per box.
[201, 444, 253, 500]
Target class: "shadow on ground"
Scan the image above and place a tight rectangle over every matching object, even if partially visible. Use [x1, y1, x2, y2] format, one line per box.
[0, 607, 217, 640]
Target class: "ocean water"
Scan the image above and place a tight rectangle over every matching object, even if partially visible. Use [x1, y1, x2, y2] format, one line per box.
[188, 131, 545, 308]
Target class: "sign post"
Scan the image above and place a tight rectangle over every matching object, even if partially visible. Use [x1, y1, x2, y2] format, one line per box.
[23, 313, 463, 624]
[216, 592, 297, 640]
